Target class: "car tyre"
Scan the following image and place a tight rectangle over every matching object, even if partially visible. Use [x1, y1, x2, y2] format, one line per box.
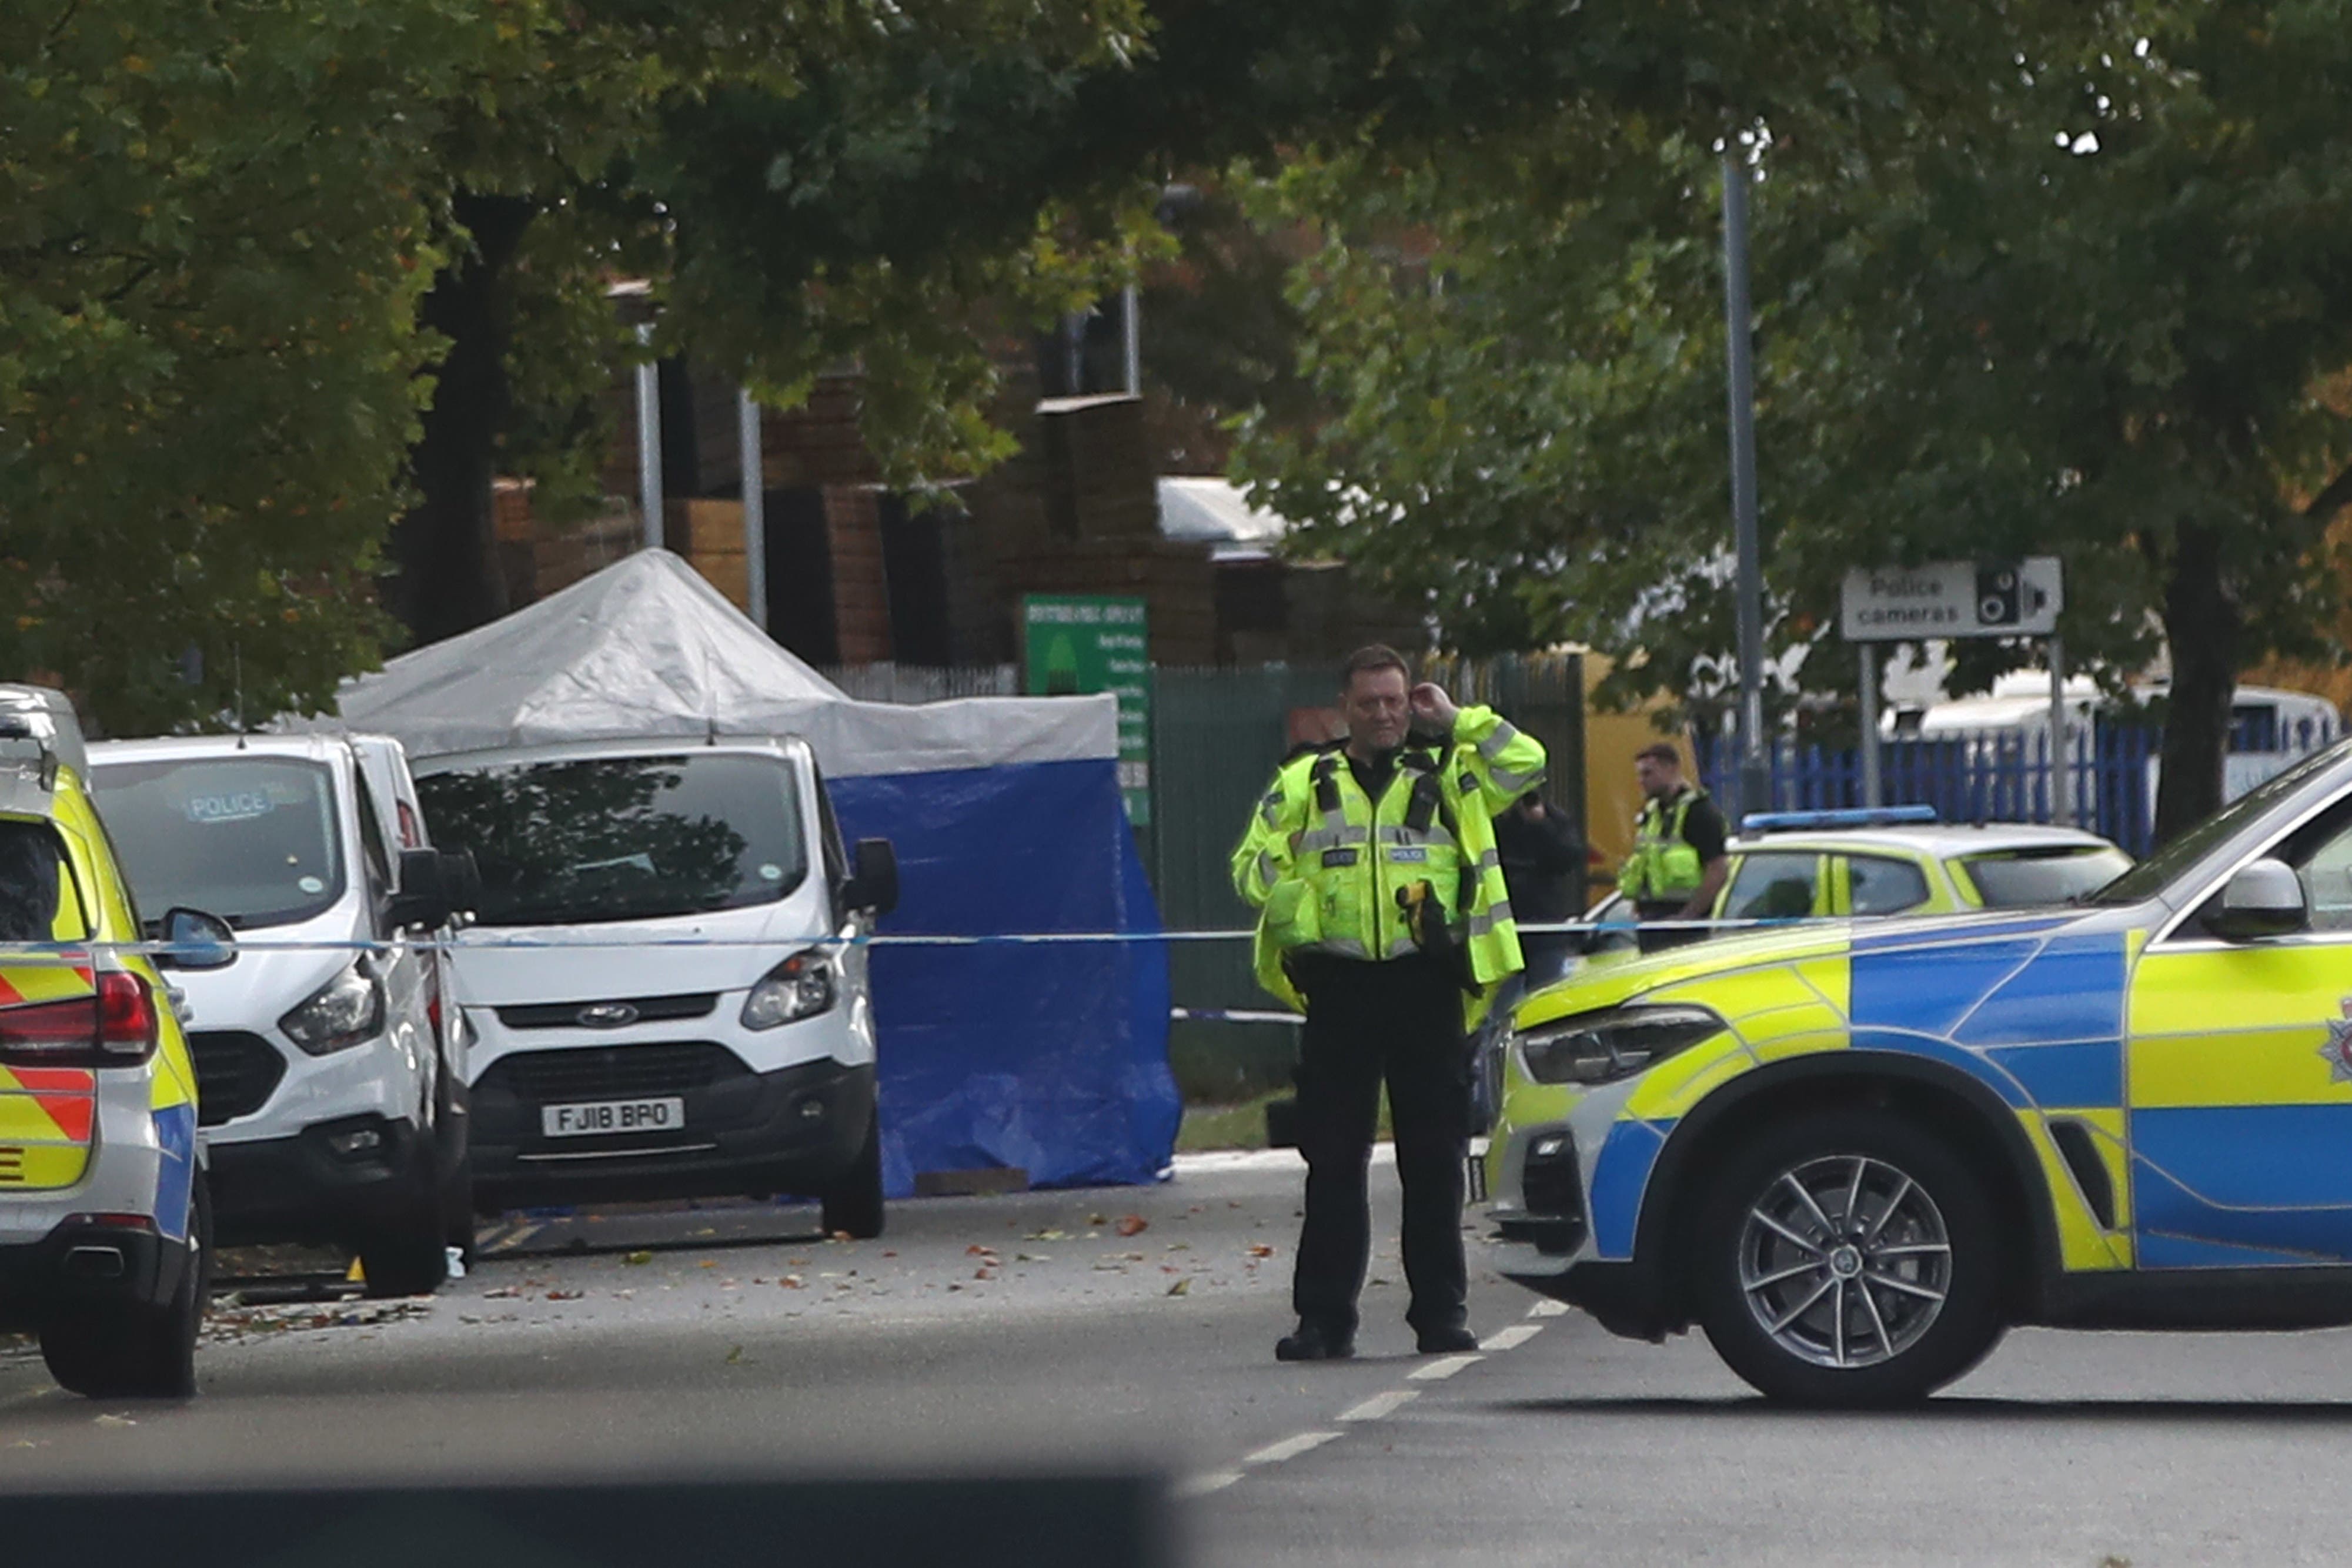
[820, 1109, 885, 1240]
[1693, 1108, 2004, 1407]
[41, 1174, 209, 1401]
[360, 1159, 450, 1298]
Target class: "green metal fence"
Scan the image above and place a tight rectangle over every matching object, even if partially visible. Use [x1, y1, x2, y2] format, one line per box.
[1145, 654, 1585, 1101]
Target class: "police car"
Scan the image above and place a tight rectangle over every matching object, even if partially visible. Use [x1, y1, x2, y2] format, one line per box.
[1489, 741, 2352, 1405]
[1579, 807, 2132, 959]
[0, 688, 214, 1399]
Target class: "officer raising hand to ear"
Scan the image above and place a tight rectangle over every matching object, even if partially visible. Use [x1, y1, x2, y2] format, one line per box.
[1230, 647, 1546, 1363]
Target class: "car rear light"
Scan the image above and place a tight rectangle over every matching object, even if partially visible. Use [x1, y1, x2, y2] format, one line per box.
[0, 972, 158, 1066]
[66, 1212, 158, 1232]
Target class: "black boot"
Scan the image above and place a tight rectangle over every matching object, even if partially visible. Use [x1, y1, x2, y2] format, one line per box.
[1275, 1320, 1357, 1362]
[1415, 1323, 1478, 1354]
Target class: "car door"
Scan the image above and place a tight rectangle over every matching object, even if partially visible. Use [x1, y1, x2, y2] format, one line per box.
[2126, 796, 2352, 1266]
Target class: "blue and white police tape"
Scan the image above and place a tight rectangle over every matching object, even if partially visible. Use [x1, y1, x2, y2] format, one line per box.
[0, 914, 1840, 963]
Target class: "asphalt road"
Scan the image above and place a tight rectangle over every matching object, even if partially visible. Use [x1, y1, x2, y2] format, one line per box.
[5, 1151, 2352, 1566]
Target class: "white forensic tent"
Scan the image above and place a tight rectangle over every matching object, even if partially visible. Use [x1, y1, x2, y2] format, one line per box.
[315, 549, 1177, 1194]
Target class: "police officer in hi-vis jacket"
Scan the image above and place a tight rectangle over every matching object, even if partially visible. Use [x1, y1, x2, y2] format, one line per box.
[1231, 646, 1545, 1362]
[1618, 742, 1729, 952]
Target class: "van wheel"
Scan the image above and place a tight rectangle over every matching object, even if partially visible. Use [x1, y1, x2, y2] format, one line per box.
[1692, 1109, 2004, 1407]
[42, 1175, 209, 1400]
[360, 1162, 450, 1298]
[820, 1110, 885, 1240]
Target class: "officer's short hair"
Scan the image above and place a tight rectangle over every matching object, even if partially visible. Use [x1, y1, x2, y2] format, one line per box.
[1635, 742, 1681, 768]
[1339, 645, 1411, 690]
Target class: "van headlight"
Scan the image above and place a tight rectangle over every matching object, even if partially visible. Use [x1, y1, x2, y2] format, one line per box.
[280, 962, 387, 1055]
[1515, 1005, 1724, 1086]
[740, 949, 837, 1031]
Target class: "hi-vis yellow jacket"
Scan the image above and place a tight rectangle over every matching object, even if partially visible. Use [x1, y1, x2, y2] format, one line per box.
[1230, 706, 1545, 1025]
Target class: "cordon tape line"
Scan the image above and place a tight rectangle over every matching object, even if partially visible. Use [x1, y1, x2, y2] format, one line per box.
[0, 915, 1849, 963]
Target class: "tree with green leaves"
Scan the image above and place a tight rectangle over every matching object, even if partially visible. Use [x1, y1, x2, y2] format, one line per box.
[1236, 1, 2352, 841]
[0, 0, 495, 732]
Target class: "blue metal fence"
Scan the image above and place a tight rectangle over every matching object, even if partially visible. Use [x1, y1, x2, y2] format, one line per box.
[1698, 718, 2337, 858]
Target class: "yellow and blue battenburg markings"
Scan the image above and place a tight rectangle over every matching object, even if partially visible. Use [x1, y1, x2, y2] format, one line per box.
[2126, 941, 2352, 1267]
[1580, 915, 2139, 1271]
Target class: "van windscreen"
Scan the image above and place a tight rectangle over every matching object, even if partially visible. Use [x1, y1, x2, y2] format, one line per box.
[91, 758, 345, 931]
[415, 753, 807, 927]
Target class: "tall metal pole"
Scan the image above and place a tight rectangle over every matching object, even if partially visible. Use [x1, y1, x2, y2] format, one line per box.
[739, 388, 767, 632]
[1860, 647, 1883, 810]
[2049, 634, 2071, 827]
[1121, 285, 1141, 396]
[1721, 142, 1769, 816]
[635, 323, 663, 551]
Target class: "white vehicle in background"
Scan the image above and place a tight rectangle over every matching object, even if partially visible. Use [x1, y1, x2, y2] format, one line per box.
[88, 734, 474, 1295]
[410, 736, 897, 1238]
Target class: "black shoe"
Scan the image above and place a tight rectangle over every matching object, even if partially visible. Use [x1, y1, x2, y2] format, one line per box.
[1415, 1324, 1478, 1355]
[1275, 1322, 1356, 1362]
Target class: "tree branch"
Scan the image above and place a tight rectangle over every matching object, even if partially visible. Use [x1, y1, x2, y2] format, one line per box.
[2303, 461, 2352, 525]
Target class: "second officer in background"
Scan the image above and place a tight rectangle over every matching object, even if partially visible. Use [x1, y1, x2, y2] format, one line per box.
[1231, 646, 1546, 1362]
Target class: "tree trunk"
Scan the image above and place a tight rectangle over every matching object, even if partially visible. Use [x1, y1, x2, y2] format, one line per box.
[383, 192, 537, 647]
[2151, 521, 2239, 848]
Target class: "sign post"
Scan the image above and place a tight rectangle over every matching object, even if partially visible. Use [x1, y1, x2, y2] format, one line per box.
[1022, 594, 1152, 826]
[1839, 557, 2067, 818]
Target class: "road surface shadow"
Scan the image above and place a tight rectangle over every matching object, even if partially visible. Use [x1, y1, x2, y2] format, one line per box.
[1491, 1394, 2352, 1423]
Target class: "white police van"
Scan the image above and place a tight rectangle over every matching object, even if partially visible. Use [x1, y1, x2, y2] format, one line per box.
[410, 735, 897, 1237]
[89, 734, 474, 1295]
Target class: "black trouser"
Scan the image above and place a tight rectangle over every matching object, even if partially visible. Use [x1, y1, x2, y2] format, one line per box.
[1289, 954, 1469, 1339]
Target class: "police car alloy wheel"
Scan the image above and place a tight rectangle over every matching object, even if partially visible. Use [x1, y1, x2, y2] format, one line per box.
[1694, 1110, 2004, 1406]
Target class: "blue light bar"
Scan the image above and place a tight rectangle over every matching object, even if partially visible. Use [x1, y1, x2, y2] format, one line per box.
[1740, 805, 1940, 834]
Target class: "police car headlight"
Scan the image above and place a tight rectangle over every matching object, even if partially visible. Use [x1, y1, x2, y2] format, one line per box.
[741, 948, 837, 1031]
[280, 961, 386, 1055]
[1515, 1005, 1724, 1086]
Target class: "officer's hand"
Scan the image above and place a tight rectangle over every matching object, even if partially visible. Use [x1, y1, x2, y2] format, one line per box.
[1409, 683, 1459, 733]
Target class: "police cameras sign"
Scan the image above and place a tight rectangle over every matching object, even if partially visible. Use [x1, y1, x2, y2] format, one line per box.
[1839, 558, 2063, 642]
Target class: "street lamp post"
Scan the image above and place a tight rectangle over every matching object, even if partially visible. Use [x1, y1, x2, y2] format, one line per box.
[1720, 140, 1770, 817]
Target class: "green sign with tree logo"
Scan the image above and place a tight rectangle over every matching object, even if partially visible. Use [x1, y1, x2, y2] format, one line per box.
[1023, 594, 1151, 825]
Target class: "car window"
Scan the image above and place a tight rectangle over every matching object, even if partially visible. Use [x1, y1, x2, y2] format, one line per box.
[352, 767, 393, 894]
[1722, 851, 1822, 923]
[91, 757, 346, 931]
[2290, 808, 2352, 932]
[1960, 846, 2134, 909]
[1846, 854, 1930, 917]
[0, 820, 88, 942]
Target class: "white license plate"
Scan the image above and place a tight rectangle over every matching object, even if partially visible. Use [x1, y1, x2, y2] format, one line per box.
[540, 1098, 686, 1138]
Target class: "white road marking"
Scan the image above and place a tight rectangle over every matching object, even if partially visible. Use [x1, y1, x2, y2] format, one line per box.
[1483, 1324, 1543, 1352]
[1244, 1430, 1344, 1466]
[1337, 1389, 1418, 1423]
[1409, 1353, 1484, 1382]
[1174, 1470, 1245, 1498]
[1526, 1299, 1571, 1318]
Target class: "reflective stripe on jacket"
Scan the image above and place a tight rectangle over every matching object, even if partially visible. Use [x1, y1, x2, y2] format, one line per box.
[1230, 706, 1545, 1026]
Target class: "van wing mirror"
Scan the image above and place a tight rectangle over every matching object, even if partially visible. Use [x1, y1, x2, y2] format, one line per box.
[2206, 858, 2307, 942]
[844, 838, 899, 919]
[439, 847, 483, 919]
[387, 847, 453, 931]
[158, 907, 236, 971]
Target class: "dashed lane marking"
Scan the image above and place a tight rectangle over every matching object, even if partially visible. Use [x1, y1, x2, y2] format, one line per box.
[1174, 1471, 1245, 1498]
[1244, 1430, 1345, 1466]
[1338, 1389, 1419, 1423]
[1483, 1324, 1543, 1352]
[1527, 1300, 1571, 1318]
[1409, 1353, 1484, 1382]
